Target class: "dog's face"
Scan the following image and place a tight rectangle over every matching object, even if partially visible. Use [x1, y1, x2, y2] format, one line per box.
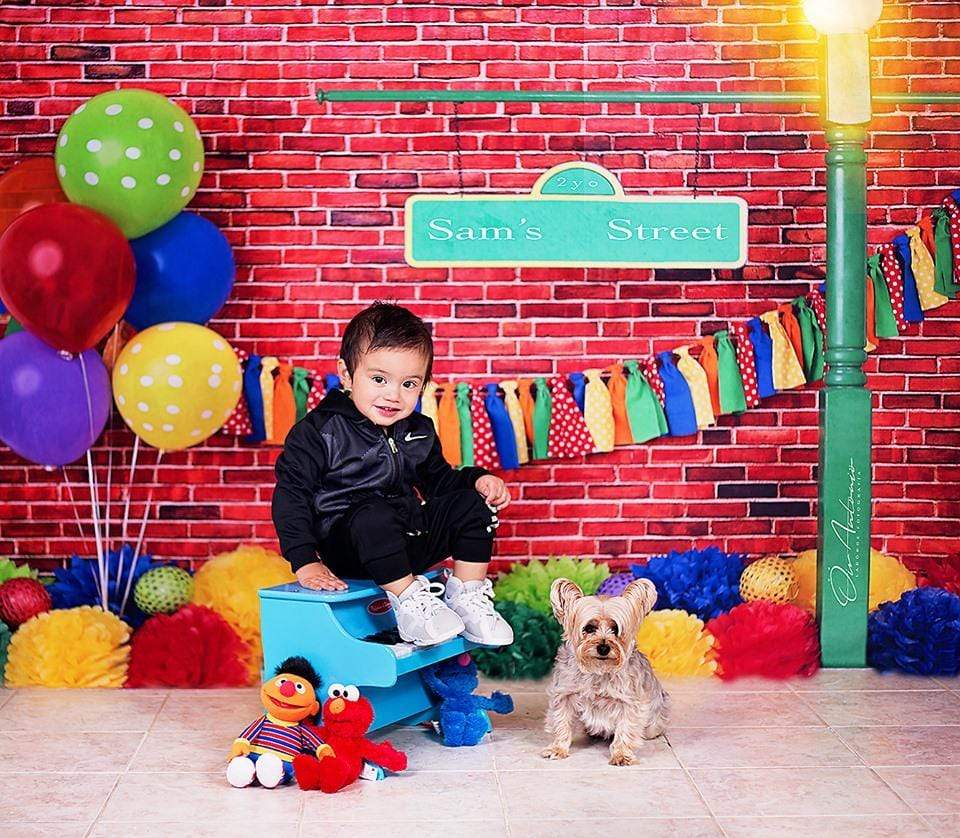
[550, 577, 657, 674]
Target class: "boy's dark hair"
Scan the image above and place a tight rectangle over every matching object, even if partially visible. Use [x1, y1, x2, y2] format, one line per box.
[340, 302, 434, 383]
[274, 655, 321, 690]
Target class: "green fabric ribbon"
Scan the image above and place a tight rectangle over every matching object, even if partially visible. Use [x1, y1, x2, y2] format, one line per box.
[291, 367, 311, 423]
[623, 360, 667, 442]
[868, 253, 899, 338]
[455, 382, 475, 467]
[933, 207, 960, 299]
[532, 377, 552, 460]
[792, 299, 825, 383]
[713, 329, 748, 413]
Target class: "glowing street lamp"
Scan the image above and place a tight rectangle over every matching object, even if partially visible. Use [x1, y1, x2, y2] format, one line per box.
[805, 0, 884, 667]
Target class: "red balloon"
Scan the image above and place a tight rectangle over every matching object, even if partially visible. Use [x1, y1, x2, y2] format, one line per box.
[0, 203, 135, 353]
[0, 158, 68, 236]
[0, 577, 52, 628]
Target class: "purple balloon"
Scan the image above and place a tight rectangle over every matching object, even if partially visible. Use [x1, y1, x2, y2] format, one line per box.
[0, 331, 109, 467]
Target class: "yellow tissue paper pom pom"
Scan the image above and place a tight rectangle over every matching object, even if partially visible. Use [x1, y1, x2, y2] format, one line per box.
[191, 545, 295, 682]
[5, 606, 130, 688]
[791, 548, 917, 613]
[635, 609, 717, 678]
[740, 556, 800, 605]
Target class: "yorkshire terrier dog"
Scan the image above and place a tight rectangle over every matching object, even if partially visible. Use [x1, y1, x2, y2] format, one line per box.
[543, 577, 669, 766]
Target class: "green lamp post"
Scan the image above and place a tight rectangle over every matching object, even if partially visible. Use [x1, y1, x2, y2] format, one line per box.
[804, 0, 884, 667]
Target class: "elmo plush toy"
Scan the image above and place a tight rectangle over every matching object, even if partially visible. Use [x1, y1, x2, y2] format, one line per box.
[293, 683, 407, 793]
[227, 656, 333, 789]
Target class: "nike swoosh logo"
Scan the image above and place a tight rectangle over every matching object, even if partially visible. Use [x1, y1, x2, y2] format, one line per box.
[404, 432, 428, 442]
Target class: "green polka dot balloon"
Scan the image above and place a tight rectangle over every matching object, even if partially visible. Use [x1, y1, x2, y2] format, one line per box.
[134, 566, 194, 616]
[55, 89, 204, 239]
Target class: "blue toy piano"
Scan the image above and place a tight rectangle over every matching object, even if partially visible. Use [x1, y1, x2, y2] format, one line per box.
[259, 571, 481, 733]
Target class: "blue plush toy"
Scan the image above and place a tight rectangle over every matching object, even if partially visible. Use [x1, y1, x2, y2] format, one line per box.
[423, 654, 513, 747]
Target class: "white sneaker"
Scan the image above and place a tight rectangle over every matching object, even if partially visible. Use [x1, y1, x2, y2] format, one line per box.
[445, 576, 515, 647]
[388, 575, 465, 646]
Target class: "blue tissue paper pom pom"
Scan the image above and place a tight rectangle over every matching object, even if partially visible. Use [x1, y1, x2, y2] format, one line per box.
[868, 587, 960, 676]
[49, 545, 166, 628]
[630, 545, 744, 621]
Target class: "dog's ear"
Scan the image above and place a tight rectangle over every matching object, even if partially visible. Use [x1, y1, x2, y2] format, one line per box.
[550, 577, 583, 626]
[622, 578, 657, 625]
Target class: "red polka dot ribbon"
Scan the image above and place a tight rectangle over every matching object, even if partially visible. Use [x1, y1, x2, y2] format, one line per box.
[470, 386, 499, 470]
[729, 322, 761, 408]
[640, 355, 666, 407]
[222, 349, 253, 436]
[547, 375, 595, 459]
[877, 242, 907, 331]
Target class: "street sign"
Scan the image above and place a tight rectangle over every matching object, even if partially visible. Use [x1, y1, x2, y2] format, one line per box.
[404, 162, 748, 269]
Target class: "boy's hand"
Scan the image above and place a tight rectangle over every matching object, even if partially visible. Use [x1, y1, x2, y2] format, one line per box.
[296, 561, 348, 592]
[475, 474, 510, 511]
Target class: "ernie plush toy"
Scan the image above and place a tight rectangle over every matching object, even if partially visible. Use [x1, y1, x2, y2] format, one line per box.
[227, 656, 332, 789]
[293, 683, 407, 793]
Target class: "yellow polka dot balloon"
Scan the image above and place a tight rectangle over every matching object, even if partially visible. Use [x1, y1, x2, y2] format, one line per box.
[739, 556, 800, 605]
[112, 322, 241, 451]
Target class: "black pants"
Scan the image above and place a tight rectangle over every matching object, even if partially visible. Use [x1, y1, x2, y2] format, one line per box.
[319, 490, 497, 586]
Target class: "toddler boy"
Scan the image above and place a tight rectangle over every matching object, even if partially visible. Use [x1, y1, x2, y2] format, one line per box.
[272, 302, 514, 647]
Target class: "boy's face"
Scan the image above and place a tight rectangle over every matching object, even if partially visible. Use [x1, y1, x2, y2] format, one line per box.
[337, 347, 427, 427]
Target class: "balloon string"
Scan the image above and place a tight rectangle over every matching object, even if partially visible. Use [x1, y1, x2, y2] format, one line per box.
[103, 324, 119, 559]
[120, 447, 163, 618]
[61, 465, 100, 603]
[85, 449, 107, 611]
[79, 352, 107, 610]
[115, 434, 140, 612]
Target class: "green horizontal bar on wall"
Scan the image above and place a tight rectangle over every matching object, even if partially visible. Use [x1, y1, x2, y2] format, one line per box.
[318, 89, 960, 105]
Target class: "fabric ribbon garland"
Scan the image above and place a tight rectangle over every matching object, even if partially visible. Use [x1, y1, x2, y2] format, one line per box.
[728, 321, 761, 408]
[547, 374, 594, 458]
[437, 382, 461, 467]
[583, 368, 615, 453]
[674, 348, 715, 430]
[421, 381, 440, 434]
[891, 234, 925, 324]
[877, 243, 908, 332]
[868, 253, 900, 338]
[760, 310, 805, 391]
[242, 353, 266, 444]
[907, 224, 949, 310]
[270, 362, 296, 445]
[605, 362, 634, 446]
[291, 367, 311, 423]
[793, 298, 825, 383]
[484, 382, 518, 469]
[471, 385, 500, 470]
[259, 356, 279, 442]
[698, 337, 723, 418]
[500, 380, 530, 465]
[623, 359, 668, 442]
[532, 377, 552, 460]
[455, 382, 475, 467]
[657, 350, 698, 437]
[747, 316, 776, 398]
[569, 372, 586, 413]
[713, 330, 747, 414]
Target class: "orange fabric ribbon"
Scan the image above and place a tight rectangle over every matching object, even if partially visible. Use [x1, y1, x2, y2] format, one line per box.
[437, 383, 461, 467]
[270, 363, 297, 445]
[605, 363, 633, 446]
[698, 337, 722, 418]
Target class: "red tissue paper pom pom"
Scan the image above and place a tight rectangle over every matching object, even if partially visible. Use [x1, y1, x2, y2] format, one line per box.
[904, 553, 960, 596]
[127, 604, 250, 688]
[0, 577, 52, 628]
[706, 601, 820, 681]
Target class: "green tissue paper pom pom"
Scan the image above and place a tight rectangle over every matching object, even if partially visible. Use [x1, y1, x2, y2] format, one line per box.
[0, 558, 38, 586]
[0, 619, 10, 684]
[493, 556, 610, 616]
[473, 601, 563, 680]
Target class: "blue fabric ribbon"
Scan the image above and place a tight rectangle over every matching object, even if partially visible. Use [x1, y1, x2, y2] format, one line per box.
[657, 351, 698, 437]
[747, 317, 776, 398]
[568, 372, 586, 413]
[484, 383, 519, 470]
[243, 353, 266, 443]
[893, 234, 924, 323]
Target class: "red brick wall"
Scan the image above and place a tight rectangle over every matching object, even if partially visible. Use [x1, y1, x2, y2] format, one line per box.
[2, 1, 959, 572]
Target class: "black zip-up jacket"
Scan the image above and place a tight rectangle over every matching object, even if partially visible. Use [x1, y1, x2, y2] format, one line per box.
[272, 388, 489, 572]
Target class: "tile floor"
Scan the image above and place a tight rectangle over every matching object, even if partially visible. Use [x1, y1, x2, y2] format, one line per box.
[1, 670, 959, 837]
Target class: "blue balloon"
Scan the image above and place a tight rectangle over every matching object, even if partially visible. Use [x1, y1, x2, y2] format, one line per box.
[125, 212, 234, 329]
